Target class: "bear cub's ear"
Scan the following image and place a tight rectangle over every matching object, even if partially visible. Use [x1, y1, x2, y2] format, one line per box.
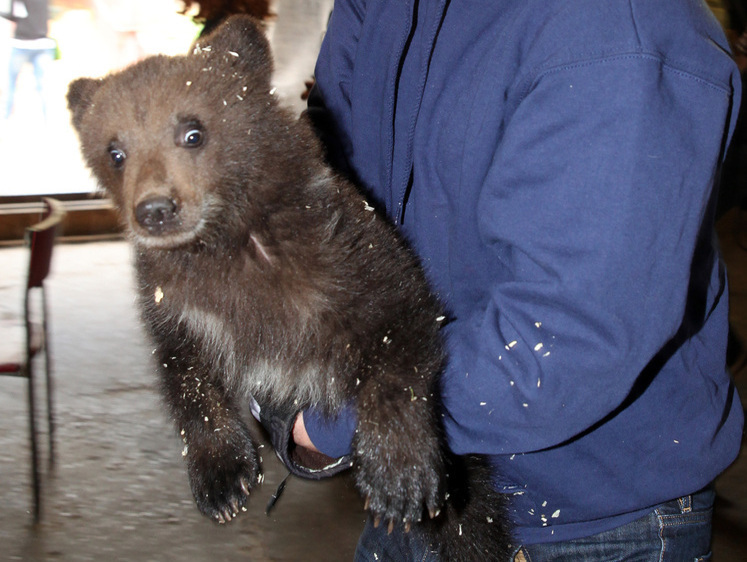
[192, 14, 273, 85]
[67, 77, 104, 131]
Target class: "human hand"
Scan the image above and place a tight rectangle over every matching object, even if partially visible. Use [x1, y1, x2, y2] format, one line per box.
[292, 411, 320, 452]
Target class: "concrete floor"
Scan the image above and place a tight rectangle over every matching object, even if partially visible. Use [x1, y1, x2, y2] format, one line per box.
[0, 241, 365, 562]
[0, 212, 745, 561]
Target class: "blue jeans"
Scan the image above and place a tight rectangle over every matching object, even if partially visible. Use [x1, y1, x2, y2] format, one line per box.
[354, 487, 715, 561]
[355, 518, 437, 562]
[6, 46, 55, 119]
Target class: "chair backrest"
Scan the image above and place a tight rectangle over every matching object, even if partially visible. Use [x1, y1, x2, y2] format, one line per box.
[26, 198, 66, 289]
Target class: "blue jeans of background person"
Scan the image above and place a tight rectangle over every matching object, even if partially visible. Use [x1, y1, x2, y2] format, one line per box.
[354, 486, 715, 561]
[6, 46, 55, 120]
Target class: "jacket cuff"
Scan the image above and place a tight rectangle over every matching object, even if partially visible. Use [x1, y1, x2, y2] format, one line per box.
[256, 399, 354, 480]
[303, 405, 357, 459]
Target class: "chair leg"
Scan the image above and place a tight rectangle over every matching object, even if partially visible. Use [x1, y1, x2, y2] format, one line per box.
[42, 291, 55, 466]
[45, 353, 55, 466]
[27, 362, 42, 523]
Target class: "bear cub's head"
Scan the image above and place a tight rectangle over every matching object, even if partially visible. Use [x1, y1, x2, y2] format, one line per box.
[67, 15, 317, 250]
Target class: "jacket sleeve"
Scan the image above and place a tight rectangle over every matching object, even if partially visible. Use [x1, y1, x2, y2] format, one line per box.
[439, 53, 739, 455]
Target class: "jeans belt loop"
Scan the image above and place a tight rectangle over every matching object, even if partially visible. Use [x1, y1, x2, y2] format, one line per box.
[677, 494, 693, 513]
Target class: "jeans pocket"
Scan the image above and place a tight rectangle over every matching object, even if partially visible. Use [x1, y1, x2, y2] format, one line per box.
[656, 490, 714, 562]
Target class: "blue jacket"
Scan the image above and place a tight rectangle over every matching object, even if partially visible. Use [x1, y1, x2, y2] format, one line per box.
[304, 0, 744, 544]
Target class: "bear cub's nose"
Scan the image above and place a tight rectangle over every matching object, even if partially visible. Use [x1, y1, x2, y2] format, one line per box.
[135, 196, 180, 234]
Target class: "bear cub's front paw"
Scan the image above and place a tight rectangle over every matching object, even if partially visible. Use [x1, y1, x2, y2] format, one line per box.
[186, 438, 260, 523]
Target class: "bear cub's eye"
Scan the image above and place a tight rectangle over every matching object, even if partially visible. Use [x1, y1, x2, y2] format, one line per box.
[176, 119, 206, 149]
[184, 129, 203, 146]
[108, 145, 126, 168]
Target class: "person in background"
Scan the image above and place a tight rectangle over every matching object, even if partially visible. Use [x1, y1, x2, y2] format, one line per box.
[1, 0, 55, 122]
[267, 1, 746, 560]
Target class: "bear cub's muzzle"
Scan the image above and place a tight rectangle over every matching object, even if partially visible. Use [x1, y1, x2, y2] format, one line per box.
[135, 195, 181, 235]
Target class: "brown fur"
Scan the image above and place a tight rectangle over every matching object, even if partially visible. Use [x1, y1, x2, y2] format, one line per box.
[67, 16, 510, 559]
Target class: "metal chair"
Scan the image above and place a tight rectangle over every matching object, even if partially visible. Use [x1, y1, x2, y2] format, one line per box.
[0, 197, 66, 522]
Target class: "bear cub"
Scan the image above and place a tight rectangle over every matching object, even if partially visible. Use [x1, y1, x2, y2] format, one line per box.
[67, 15, 509, 559]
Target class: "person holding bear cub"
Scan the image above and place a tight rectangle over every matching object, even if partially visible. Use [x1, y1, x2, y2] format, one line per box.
[283, 0, 745, 560]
